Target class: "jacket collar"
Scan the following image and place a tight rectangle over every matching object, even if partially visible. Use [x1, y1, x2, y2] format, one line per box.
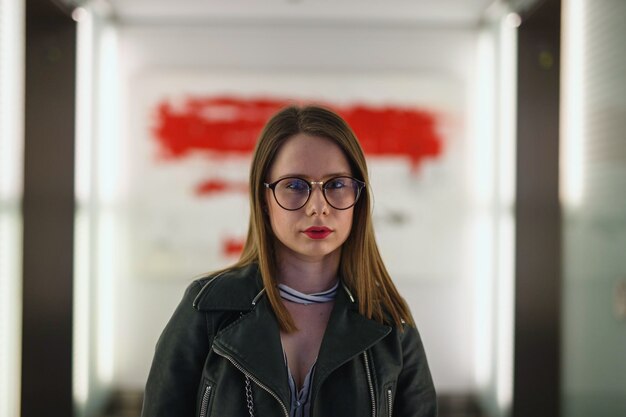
[193, 263, 264, 311]
[204, 264, 391, 407]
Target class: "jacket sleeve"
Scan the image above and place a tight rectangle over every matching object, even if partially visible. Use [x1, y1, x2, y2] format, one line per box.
[393, 325, 438, 417]
[141, 281, 209, 417]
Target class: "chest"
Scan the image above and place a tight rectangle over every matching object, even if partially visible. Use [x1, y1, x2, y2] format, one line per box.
[202, 338, 398, 417]
[280, 302, 333, 388]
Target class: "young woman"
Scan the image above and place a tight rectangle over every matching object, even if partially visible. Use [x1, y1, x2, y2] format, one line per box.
[141, 105, 437, 417]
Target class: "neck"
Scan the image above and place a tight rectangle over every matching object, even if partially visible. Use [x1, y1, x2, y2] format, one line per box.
[275, 247, 340, 294]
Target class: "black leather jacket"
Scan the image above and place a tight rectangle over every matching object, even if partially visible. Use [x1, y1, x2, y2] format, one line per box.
[141, 264, 437, 417]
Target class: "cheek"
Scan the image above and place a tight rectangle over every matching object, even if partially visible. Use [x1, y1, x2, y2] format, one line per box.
[266, 204, 292, 237]
[337, 210, 355, 239]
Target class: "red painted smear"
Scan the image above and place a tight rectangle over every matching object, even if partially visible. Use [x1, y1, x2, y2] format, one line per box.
[153, 96, 443, 168]
[195, 179, 249, 196]
[344, 105, 442, 166]
[154, 98, 282, 158]
[222, 237, 245, 257]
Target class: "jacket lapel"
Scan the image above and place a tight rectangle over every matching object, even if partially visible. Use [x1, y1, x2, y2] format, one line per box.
[211, 295, 291, 409]
[312, 286, 391, 398]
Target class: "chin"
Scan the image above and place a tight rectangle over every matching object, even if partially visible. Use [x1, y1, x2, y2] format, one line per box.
[275, 235, 344, 261]
[300, 243, 342, 259]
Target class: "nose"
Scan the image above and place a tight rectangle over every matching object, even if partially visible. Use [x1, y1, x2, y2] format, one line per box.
[305, 181, 328, 215]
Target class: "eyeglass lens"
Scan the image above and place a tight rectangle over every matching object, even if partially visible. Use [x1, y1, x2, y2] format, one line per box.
[273, 177, 361, 210]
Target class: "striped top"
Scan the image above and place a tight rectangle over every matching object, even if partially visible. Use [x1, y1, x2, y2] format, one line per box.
[278, 281, 339, 416]
[278, 282, 339, 305]
[286, 359, 315, 417]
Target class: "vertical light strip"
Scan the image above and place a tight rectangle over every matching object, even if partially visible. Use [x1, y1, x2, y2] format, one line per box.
[498, 16, 518, 209]
[472, 27, 496, 390]
[496, 14, 518, 414]
[0, 217, 22, 417]
[73, 6, 94, 410]
[73, 208, 91, 409]
[96, 211, 115, 384]
[95, 21, 119, 385]
[74, 7, 93, 205]
[495, 212, 515, 414]
[0, 0, 24, 417]
[560, 0, 585, 208]
[471, 211, 496, 388]
[471, 28, 498, 206]
[98, 23, 121, 206]
[0, 0, 24, 200]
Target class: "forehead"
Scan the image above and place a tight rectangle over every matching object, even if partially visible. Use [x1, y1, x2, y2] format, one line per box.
[268, 133, 352, 179]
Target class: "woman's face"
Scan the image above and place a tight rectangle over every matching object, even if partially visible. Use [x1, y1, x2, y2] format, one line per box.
[265, 133, 355, 264]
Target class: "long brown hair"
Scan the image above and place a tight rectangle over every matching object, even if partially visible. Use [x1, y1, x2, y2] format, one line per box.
[224, 105, 414, 332]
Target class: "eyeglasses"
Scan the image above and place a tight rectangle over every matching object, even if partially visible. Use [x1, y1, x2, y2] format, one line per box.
[264, 176, 366, 211]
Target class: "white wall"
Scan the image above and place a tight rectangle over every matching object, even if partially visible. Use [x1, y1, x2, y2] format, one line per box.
[111, 21, 479, 393]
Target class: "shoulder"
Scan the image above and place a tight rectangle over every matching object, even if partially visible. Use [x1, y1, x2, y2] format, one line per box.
[190, 263, 264, 312]
[371, 315, 424, 359]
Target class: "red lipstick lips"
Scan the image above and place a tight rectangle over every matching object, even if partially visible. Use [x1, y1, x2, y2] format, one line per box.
[303, 226, 332, 239]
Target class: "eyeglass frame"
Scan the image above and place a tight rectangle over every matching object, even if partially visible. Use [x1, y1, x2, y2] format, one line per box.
[263, 176, 366, 211]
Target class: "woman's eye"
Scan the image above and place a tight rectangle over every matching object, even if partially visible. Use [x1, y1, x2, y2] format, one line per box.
[284, 179, 308, 191]
[327, 179, 346, 189]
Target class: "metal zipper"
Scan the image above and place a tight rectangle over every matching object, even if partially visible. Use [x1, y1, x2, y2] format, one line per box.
[213, 344, 289, 417]
[199, 384, 212, 417]
[363, 350, 376, 417]
[387, 387, 393, 417]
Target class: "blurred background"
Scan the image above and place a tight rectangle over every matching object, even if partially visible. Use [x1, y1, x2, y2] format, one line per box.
[1, 0, 625, 416]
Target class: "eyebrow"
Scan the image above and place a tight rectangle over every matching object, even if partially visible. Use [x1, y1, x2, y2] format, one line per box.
[275, 172, 353, 181]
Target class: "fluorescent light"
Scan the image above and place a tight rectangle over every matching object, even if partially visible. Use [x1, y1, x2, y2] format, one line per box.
[505, 13, 522, 28]
[498, 17, 518, 208]
[0, 214, 23, 417]
[97, 23, 122, 205]
[96, 211, 115, 384]
[73, 7, 95, 409]
[471, 13, 518, 415]
[94, 19, 120, 387]
[560, 0, 586, 208]
[495, 15, 517, 414]
[472, 27, 497, 390]
[75, 6, 94, 205]
[74, 11, 120, 401]
[472, 212, 495, 388]
[0, 0, 24, 202]
[496, 212, 515, 412]
[73, 210, 90, 407]
[472, 28, 497, 207]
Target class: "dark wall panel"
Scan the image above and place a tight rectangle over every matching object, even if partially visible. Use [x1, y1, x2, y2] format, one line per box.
[22, 1, 76, 416]
[514, 1, 562, 417]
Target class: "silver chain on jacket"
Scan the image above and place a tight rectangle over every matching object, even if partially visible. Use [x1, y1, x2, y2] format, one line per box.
[245, 375, 256, 417]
